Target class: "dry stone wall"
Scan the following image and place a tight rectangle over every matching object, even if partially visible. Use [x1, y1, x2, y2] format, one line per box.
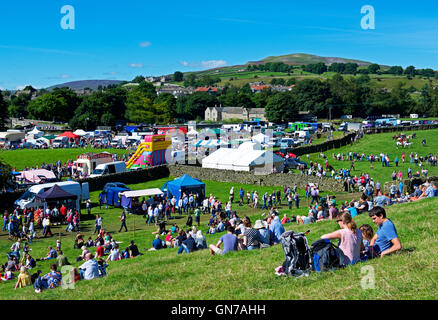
[168, 164, 345, 192]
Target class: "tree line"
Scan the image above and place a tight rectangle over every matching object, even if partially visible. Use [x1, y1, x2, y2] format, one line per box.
[247, 61, 438, 78]
[1, 71, 438, 130]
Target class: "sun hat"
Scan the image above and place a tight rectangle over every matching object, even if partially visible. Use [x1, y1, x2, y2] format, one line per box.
[254, 220, 264, 229]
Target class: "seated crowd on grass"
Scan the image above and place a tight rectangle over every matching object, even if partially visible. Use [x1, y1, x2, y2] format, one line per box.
[3, 173, 436, 293]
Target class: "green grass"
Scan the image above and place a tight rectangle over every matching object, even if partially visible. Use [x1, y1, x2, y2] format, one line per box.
[0, 148, 132, 171]
[305, 129, 438, 186]
[1, 176, 437, 299]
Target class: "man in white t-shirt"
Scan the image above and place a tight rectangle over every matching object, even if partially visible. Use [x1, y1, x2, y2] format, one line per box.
[147, 206, 154, 225]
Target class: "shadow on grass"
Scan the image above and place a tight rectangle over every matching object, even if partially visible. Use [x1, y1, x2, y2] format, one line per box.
[400, 247, 416, 254]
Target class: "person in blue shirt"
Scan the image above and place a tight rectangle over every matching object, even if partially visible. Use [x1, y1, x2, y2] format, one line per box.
[269, 216, 285, 244]
[239, 188, 244, 204]
[369, 206, 402, 258]
[347, 202, 358, 217]
[152, 235, 163, 250]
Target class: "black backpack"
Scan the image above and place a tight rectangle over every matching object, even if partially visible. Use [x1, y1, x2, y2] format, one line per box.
[310, 239, 345, 272]
[280, 230, 311, 276]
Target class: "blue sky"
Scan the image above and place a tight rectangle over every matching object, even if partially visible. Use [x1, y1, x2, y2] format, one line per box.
[1, 0, 438, 90]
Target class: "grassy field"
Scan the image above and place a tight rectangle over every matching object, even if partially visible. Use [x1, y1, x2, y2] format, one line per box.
[0, 176, 436, 299]
[305, 129, 438, 186]
[0, 148, 132, 171]
[1, 129, 437, 299]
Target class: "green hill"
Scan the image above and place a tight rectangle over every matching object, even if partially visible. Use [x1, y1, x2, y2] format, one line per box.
[1, 176, 437, 299]
[249, 53, 375, 66]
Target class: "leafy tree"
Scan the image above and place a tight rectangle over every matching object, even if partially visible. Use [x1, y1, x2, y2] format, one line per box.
[184, 92, 218, 119]
[387, 66, 403, 75]
[26, 93, 69, 122]
[69, 88, 121, 129]
[101, 113, 115, 126]
[198, 75, 220, 87]
[0, 90, 9, 130]
[8, 94, 30, 118]
[184, 74, 197, 87]
[137, 80, 157, 100]
[303, 62, 327, 74]
[175, 95, 187, 119]
[251, 88, 273, 109]
[239, 83, 252, 95]
[271, 78, 285, 85]
[0, 159, 12, 191]
[265, 91, 298, 123]
[404, 66, 416, 77]
[328, 63, 346, 73]
[218, 91, 239, 107]
[101, 86, 127, 120]
[52, 87, 81, 113]
[416, 68, 435, 78]
[173, 71, 184, 82]
[285, 78, 296, 86]
[132, 75, 146, 83]
[155, 93, 176, 123]
[292, 78, 333, 116]
[125, 90, 156, 124]
[417, 82, 438, 116]
[367, 64, 380, 74]
[344, 63, 358, 75]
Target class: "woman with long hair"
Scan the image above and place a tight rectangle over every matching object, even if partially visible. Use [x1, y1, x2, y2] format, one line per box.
[320, 211, 362, 265]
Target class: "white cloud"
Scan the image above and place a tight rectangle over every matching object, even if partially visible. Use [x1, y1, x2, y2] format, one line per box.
[61, 74, 71, 79]
[130, 63, 144, 68]
[201, 60, 227, 68]
[139, 41, 151, 47]
[179, 59, 227, 69]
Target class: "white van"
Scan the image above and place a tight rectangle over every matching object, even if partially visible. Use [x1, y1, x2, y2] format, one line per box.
[294, 130, 310, 140]
[14, 181, 89, 212]
[89, 161, 127, 178]
[52, 136, 69, 148]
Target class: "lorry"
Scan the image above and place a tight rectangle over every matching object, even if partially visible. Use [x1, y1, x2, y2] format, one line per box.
[73, 152, 114, 176]
[0, 130, 25, 147]
[293, 130, 310, 141]
[375, 118, 397, 127]
[89, 161, 127, 178]
[14, 181, 89, 212]
[338, 122, 363, 132]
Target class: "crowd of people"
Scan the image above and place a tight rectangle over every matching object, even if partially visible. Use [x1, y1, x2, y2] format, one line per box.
[1, 222, 146, 292]
[3, 204, 83, 241]
[1, 170, 436, 292]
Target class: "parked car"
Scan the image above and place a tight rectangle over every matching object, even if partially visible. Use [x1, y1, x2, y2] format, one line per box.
[102, 182, 129, 193]
[283, 157, 307, 169]
[89, 161, 127, 178]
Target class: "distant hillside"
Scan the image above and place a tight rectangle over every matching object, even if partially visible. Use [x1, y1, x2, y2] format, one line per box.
[247, 53, 375, 66]
[46, 80, 124, 91]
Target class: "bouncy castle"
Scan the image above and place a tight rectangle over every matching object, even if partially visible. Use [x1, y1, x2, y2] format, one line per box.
[126, 134, 172, 170]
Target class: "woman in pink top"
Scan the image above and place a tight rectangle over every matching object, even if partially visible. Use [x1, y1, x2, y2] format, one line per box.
[320, 211, 362, 265]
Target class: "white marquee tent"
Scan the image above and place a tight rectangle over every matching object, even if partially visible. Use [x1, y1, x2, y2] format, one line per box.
[27, 127, 44, 139]
[202, 141, 283, 172]
[73, 129, 87, 136]
[252, 133, 270, 144]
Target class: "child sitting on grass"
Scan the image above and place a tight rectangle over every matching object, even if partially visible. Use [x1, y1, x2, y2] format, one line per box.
[360, 224, 374, 261]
